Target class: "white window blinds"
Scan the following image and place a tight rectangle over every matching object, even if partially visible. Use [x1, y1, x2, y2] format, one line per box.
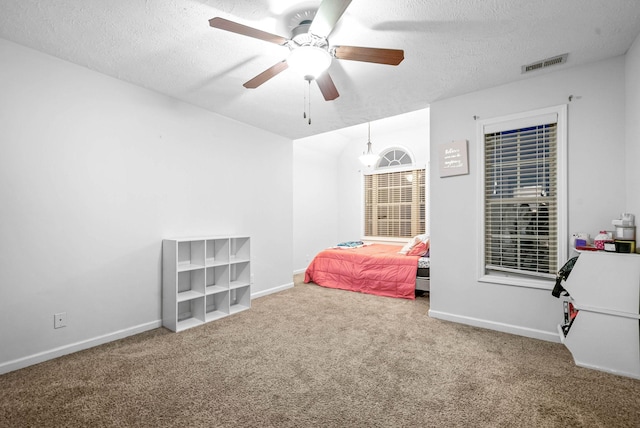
[364, 169, 425, 239]
[484, 120, 558, 279]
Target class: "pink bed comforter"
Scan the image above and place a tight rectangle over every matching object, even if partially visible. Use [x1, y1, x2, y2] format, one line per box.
[304, 244, 420, 300]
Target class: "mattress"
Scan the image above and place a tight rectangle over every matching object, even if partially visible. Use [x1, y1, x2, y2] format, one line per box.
[417, 256, 430, 278]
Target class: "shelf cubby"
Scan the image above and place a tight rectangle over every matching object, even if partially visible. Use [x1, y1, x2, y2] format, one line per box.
[205, 265, 229, 294]
[230, 237, 250, 262]
[230, 260, 250, 288]
[206, 238, 229, 266]
[177, 297, 205, 330]
[177, 268, 205, 301]
[229, 285, 251, 314]
[177, 240, 205, 271]
[206, 291, 230, 322]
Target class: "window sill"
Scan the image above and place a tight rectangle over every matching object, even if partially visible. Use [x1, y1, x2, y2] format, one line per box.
[479, 273, 554, 290]
[362, 237, 410, 246]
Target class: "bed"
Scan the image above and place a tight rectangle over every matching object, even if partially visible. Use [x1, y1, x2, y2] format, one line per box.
[304, 240, 430, 300]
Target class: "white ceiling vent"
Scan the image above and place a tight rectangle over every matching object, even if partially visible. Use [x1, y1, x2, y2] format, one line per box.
[521, 53, 568, 74]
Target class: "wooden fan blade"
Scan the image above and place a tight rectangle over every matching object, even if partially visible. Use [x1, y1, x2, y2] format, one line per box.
[309, 0, 352, 38]
[316, 72, 340, 101]
[243, 60, 289, 89]
[333, 46, 404, 65]
[209, 17, 288, 45]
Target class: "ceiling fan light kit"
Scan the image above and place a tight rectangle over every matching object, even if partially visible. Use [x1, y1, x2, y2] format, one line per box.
[208, 0, 404, 105]
[287, 46, 332, 79]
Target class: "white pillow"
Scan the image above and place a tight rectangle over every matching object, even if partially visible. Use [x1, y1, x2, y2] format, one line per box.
[398, 234, 430, 254]
[398, 236, 420, 254]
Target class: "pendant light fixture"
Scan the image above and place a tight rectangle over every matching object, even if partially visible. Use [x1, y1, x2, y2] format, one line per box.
[358, 122, 379, 167]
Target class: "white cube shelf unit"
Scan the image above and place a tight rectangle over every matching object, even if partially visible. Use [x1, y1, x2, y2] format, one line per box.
[163, 236, 251, 332]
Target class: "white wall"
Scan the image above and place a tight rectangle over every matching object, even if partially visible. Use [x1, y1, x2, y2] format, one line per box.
[292, 141, 341, 273]
[626, 34, 640, 227]
[429, 56, 628, 341]
[0, 39, 293, 373]
[293, 109, 430, 273]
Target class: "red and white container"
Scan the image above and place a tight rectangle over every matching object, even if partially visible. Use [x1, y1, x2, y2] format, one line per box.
[594, 231, 610, 250]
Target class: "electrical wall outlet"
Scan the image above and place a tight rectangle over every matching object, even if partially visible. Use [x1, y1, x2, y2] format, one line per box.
[54, 312, 67, 329]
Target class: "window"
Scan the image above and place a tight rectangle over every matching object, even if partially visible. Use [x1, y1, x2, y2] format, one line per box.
[364, 148, 426, 238]
[364, 148, 426, 240]
[478, 105, 567, 288]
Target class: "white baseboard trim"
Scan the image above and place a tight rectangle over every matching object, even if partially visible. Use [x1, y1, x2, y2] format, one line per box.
[574, 360, 640, 380]
[0, 320, 162, 375]
[428, 309, 561, 343]
[293, 268, 306, 275]
[252, 282, 294, 299]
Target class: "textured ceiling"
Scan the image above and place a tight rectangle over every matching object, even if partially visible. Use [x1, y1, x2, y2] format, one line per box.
[1, 0, 639, 139]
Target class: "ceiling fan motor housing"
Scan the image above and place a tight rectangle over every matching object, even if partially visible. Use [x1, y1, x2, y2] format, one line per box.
[290, 21, 329, 51]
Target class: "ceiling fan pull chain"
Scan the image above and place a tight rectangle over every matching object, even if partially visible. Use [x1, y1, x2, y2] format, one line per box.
[308, 77, 312, 125]
[303, 80, 307, 120]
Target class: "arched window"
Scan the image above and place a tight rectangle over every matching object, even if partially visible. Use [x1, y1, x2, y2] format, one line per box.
[376, 147, 414, 169]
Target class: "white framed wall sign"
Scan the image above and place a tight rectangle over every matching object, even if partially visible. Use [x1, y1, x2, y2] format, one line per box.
[438, 139, 469, 177]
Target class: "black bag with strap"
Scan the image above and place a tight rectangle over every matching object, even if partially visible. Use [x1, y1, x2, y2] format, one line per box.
[551, 256, 579, 298]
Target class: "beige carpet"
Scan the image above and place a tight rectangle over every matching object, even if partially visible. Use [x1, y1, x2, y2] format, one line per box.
[1, 274, 639, 427]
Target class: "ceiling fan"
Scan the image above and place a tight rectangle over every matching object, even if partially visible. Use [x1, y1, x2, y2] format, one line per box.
[208, 0, 404, 101]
